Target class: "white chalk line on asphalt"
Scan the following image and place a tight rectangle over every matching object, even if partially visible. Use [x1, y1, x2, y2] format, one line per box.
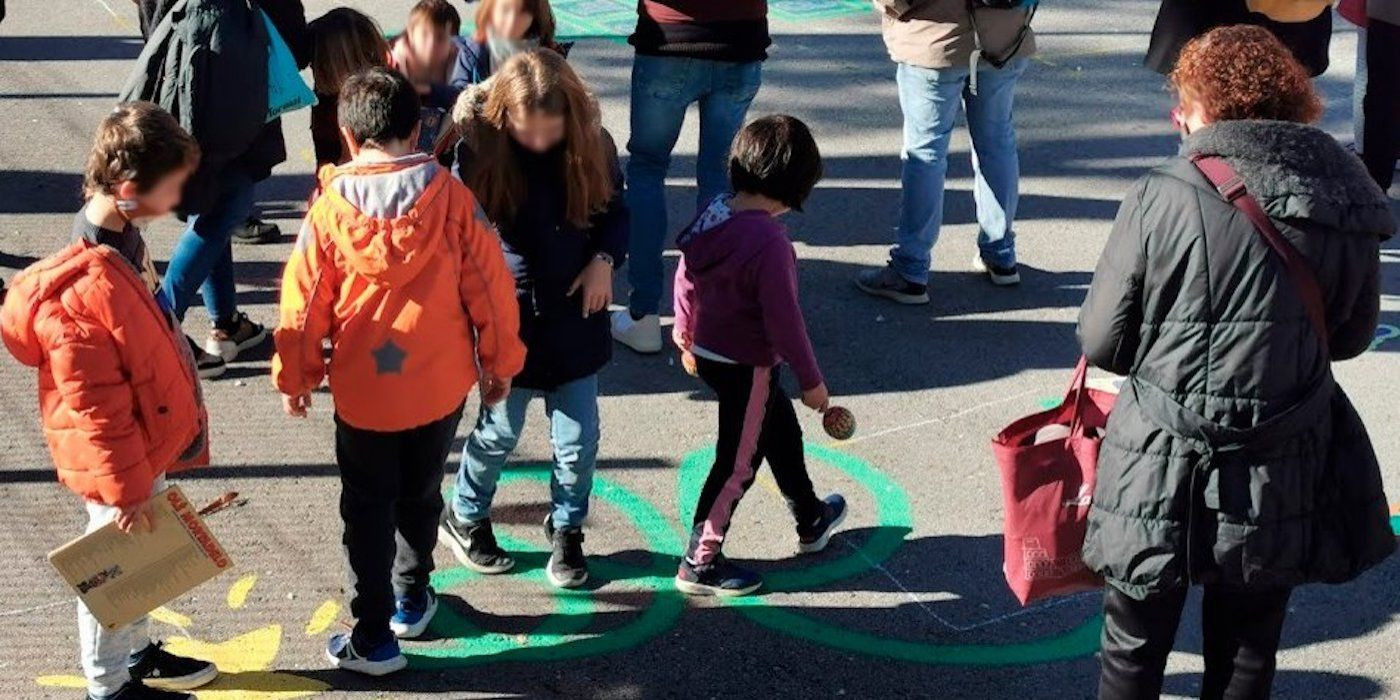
[0, 599, 69, 617]
[824, 387, 1040, 448]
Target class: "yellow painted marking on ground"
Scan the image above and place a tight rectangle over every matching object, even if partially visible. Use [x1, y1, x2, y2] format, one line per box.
[36, 675, 86, 689]
[227, 574, 257, 610]
[304, 600, 340, 636]
[186, 671, 329, 699]
[166, 625, 283, 673]
[151, 606, 193, 628]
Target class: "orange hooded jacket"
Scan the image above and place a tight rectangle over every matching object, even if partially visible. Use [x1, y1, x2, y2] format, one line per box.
[272, 155, 526, 431]
[1, 241, 209, 507]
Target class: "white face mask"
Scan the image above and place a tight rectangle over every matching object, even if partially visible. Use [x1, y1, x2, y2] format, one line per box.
[486, 31, 540, 67]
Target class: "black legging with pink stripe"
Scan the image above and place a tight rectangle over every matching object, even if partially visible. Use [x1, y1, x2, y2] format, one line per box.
[685, 358, 823, 565]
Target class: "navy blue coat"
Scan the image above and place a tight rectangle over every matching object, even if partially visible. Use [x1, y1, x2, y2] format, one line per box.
[453, 134, 628, 390]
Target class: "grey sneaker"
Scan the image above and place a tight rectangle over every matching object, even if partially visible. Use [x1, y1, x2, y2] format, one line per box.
[854, 265, 929, 305]
[971, 254, 1020, 286]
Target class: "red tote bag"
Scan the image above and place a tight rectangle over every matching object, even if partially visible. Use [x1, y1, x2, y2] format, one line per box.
[992, 357, 1115, 605]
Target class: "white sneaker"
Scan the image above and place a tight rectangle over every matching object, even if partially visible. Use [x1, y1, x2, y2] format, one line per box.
[610, 311, 663, 354]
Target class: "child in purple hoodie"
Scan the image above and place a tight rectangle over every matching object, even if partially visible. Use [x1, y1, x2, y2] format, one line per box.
[671, 115, 847, 597]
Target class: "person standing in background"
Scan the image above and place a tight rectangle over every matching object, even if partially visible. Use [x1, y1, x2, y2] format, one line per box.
[610, 0, 769, 355]
[1353, 0, 1399, 189]
[855, 0, 1036, 304]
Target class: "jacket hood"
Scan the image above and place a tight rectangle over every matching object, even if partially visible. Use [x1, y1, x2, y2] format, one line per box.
[1, 243, 99, 367]
[321, 154, 449, 287]
[1184, 120, 1395, 240]
[676, 194, 786, 272]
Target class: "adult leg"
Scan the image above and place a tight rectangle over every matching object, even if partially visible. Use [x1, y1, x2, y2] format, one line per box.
[1354, 25, 1367, 153]
[695, 59, 763, 208]
[755, 368, 822, 526]
[160, 168, 255, 321]
[452, 389, 531, 523]
[964, 58, 1028, 270]
[335, 417, 401, 648]
[624, 55, 701, 318]
[890, 62, 968, 285]
[392, 404, 465, 599]
[688, 361, 772, 565]
[1200, 585, 1292, 700]
[543, 375, 600, 530]
[1362, 18, 1399, 190]
[1098, 585, 1188, 700]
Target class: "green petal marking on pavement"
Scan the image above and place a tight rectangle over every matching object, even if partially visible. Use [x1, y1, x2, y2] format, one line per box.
[412, 465, 685, 668]
[679, 442, 1102, 666]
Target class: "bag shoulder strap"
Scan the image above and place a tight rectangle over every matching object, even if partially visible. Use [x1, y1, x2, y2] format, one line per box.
[1190, 154, 1330, 352]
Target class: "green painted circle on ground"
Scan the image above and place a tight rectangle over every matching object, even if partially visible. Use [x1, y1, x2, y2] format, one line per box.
[411, 466, 686, 668]
[678, 442, 1102, 665]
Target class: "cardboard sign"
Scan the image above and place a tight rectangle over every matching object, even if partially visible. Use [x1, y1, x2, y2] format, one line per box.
[48, 486, 232, 629]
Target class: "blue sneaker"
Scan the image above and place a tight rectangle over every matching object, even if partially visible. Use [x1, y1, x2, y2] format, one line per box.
[797, 493, 848, 554]
[325, 632, 407, 676]
[389, 588, 438, 639]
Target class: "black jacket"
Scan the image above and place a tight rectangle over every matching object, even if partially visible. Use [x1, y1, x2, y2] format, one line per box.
[453, 135, 629, 391]
[126, 0, 307, 215]
[1145, 0, 1331, 77]
[1078, 120, 1396, 600]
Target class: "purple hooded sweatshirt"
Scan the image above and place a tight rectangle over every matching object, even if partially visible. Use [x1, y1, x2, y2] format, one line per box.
[672, 195, 823, 390]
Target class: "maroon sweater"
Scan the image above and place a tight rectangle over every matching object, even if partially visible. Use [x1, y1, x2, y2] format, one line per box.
[630, 0, 770, 62]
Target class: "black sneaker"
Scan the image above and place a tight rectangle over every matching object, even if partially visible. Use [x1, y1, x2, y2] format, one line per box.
[127, 641, 218, 691]
[674, 555, 762, 597]
[232, 217, 281, 245]
[205, 311, 268, 362]
[854, 265, 930, 304]
[89, 681, 194, 700]
[971, 254, 1021, 286]
[796, 493, 848, 554]
[543, 516, 588, 589]
[186, 335, 226, 379]
[438, 511, 514, 574]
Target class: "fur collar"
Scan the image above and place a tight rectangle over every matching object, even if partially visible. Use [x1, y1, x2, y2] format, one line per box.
[1184, 120, 1394, 239]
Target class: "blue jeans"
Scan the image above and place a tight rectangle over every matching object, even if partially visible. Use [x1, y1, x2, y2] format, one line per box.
[891, 58, 1027, 284]
[453, 374, 600, 530]
[625, 55, 763, 316]
[159, 169, 256, 322]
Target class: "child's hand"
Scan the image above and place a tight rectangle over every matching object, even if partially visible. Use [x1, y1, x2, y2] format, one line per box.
[801, 383, 830, 413]
[283, 393, 312, 418]
[480, 374, 512, 406]
[569, 257, 613, 318]
[116, 498, 158, 534]
[681, 350, 698, 377]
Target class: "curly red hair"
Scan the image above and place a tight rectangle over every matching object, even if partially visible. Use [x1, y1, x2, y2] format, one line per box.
[1170, 24, 1322, 124]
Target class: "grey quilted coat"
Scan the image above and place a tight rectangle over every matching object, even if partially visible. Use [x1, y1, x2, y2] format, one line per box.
[1077, 119, 1396, 600]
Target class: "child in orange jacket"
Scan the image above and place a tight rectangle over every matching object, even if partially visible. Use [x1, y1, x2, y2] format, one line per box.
[1, 103, 217, 700]
[272, 67, 525, 677]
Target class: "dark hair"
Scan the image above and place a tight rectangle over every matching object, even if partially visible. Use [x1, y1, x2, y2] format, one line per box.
[307, 8, 389, 96]
[1171, 25, 1322, 124]
[728, 115, 823, 211]
[338, 67, 421, 148]
[83, 101, 199, 198]
[408, 0, 461, 34]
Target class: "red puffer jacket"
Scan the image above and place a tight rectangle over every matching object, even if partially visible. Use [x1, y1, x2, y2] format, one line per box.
[1, 241, 208, 507]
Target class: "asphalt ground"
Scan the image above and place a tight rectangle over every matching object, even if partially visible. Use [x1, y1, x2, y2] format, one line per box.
[1, 1, 1398, 698]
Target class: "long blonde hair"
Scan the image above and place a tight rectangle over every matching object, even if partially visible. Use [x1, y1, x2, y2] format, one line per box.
[466, 50, 612, 229]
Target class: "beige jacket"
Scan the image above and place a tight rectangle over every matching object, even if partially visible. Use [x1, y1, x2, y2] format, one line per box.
[875, 0, 1037, 70]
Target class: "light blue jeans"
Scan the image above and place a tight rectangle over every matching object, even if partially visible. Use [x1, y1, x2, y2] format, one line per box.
[891, 58, 1028, 284]
[452, 375, 600, 530]
[159, 168, 256, 323]
[624, 54, 763, 317]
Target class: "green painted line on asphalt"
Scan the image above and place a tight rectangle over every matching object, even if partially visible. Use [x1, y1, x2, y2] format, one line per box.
[412, 467, 685, 668]
[679, 443, 1102, 665]
[1390, 514, 1399, 536]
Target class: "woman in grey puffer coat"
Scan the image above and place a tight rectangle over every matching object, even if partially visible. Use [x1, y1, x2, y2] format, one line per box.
[1077, 26, 1395, 700]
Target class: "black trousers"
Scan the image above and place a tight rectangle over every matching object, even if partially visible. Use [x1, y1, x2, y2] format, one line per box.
[686, 359, 822, 565]
[335, 405, 463, 646]
[1363, 18, 1399, 190]
[1099, 584, 1292, 700]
